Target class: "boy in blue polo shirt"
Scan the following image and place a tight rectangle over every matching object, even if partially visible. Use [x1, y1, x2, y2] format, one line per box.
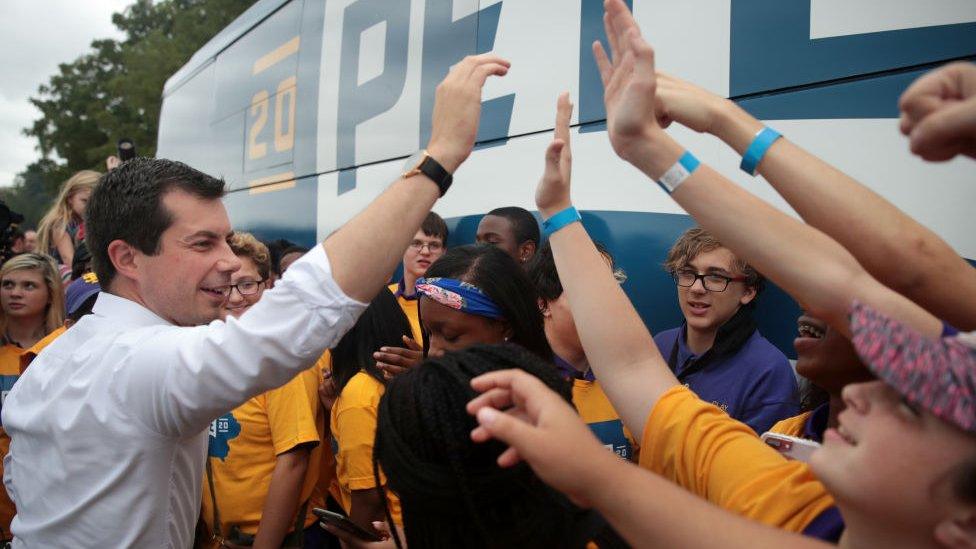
[654, 227, 798, 434]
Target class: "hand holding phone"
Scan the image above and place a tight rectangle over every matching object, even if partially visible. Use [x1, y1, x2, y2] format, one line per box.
[312, 507, 384, 543]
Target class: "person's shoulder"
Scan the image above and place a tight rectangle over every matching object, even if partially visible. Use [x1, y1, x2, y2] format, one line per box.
[653, 326, 681, 345]
[339, 371, 384, 404]
[743, 330, 791, 364]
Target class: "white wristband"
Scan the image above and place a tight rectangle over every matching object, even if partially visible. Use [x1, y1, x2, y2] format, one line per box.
[656, 151, 701, 194]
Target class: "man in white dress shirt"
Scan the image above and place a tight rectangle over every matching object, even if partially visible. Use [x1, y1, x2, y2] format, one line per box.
[0, 54, 512, 547]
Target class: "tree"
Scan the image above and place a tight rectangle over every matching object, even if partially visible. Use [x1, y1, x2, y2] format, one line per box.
[7, 0, 253, 227]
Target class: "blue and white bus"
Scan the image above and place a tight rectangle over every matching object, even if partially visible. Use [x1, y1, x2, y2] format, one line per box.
[157, 0, 976, 355]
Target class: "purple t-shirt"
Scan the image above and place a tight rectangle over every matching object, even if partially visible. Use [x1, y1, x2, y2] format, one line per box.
[654, 326, 799, 434]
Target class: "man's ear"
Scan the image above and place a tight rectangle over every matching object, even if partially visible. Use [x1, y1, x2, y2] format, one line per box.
[518, 240, 537, 264]
[935, 507, 976, 548]
[538, 297, 551, 317]
[739, 284, 758, 306]
[106, 239, 140, 283]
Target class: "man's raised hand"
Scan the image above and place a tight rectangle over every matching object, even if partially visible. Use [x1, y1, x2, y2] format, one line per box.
[426, 54, 511, 173]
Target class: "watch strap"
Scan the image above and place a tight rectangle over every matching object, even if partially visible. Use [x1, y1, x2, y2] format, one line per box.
[417, 154, 453, 197]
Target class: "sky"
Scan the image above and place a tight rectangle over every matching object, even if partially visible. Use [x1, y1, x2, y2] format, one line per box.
[0, 0, 130, 187]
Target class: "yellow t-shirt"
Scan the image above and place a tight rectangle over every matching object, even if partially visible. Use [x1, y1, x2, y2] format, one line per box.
[640, 386, 835, 533]
[572, 379, 638, 462]
[768, 411, 814, 439]
[201, 365, 323, 541]
[388, 282, 423, 346]
[330, 371, 402, 524]
[0, 328, 66, 539]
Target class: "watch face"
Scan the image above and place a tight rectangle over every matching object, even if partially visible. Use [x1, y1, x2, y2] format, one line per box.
[403, 150, 426, 172]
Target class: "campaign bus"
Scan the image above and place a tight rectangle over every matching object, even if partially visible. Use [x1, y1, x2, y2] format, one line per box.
[157, 0, 976, 355]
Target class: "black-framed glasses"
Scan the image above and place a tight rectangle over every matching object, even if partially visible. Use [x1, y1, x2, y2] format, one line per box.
[671, 269, 746, 292]
[408, 240, 443, 253]
[219, 279, 266, 297]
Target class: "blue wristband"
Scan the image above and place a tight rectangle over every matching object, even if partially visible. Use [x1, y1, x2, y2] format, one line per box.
[542, 206, 582, 237]
[656, 151, 701, 194]
[740, 127, 782, 175]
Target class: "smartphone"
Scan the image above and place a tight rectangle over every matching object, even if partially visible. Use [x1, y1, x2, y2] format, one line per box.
[760, 432, 821, 462]
[312, 507, 384, 542]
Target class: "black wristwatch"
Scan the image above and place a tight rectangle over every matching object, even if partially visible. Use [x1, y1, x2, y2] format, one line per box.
[401, 150, 453, 197]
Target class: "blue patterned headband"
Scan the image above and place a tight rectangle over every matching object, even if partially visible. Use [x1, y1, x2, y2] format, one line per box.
[414, 277, 505, 320]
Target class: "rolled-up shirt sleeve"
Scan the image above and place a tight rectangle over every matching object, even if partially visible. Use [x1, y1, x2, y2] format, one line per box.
[111, 245, 368, 437]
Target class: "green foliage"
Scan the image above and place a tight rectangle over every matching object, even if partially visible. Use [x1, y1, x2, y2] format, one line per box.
[6, 0, 253, 228]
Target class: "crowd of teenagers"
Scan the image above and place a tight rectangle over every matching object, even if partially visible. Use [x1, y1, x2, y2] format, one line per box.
[0, 1, 974, 547]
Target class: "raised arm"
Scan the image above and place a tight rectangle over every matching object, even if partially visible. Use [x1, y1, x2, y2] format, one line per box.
[654, 69, 976, 330]
[535, 92, 676, 437]
[324, 54, 510, 303]
[595, 0, 942, 339]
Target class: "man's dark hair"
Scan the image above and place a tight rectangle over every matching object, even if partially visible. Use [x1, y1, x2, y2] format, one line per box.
[85, 158, 225, 288]
[486, 207, 539, 246]
[420, 211, 449, 243]
[425, 244, 552, 361]
[331, 288, 413, 394]
[527, 240, 617, 302]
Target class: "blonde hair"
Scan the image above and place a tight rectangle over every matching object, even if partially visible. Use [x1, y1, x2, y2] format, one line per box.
[0, 253, 65, 337]
[228, 232, 271, 280]
[36, 171, 101, 257]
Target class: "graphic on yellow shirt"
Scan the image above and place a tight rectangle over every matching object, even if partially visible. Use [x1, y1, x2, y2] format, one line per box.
[202, 366, 322, 538]
[572, 379, 637, 461]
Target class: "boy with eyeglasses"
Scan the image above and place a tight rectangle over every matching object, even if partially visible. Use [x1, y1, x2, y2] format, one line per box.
[386, 212, 448, 346]
[654, 227, 798, 434]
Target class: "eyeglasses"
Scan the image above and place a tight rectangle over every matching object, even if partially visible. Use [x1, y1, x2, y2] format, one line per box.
[408, 240, 444, 253]
[672, 269, 746, 292]
[219, 280, 266, 297]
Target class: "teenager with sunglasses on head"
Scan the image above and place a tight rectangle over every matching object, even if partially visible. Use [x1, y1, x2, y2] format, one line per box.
[200, 233, 326, 549]
[467, 3, 975, 547]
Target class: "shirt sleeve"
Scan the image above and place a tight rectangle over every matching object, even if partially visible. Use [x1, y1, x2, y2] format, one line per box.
[639, 386, 834, 534]
[265, 367, 321, 456]
[334, 394, 382, 491]
[112, 245, 368, 437]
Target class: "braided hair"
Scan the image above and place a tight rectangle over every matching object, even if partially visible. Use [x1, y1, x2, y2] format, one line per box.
[374, 343, 623, 548]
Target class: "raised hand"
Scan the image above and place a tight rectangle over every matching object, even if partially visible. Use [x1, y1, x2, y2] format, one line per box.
[655, 72, 731, 134]
[374, 336, 424, 379]
[536, 93, 574, 218]
[591, 0, 666, 163]
[466, 369, 618, 507]
[426, 54, 511, 172]
[899, 61, 976, 161]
